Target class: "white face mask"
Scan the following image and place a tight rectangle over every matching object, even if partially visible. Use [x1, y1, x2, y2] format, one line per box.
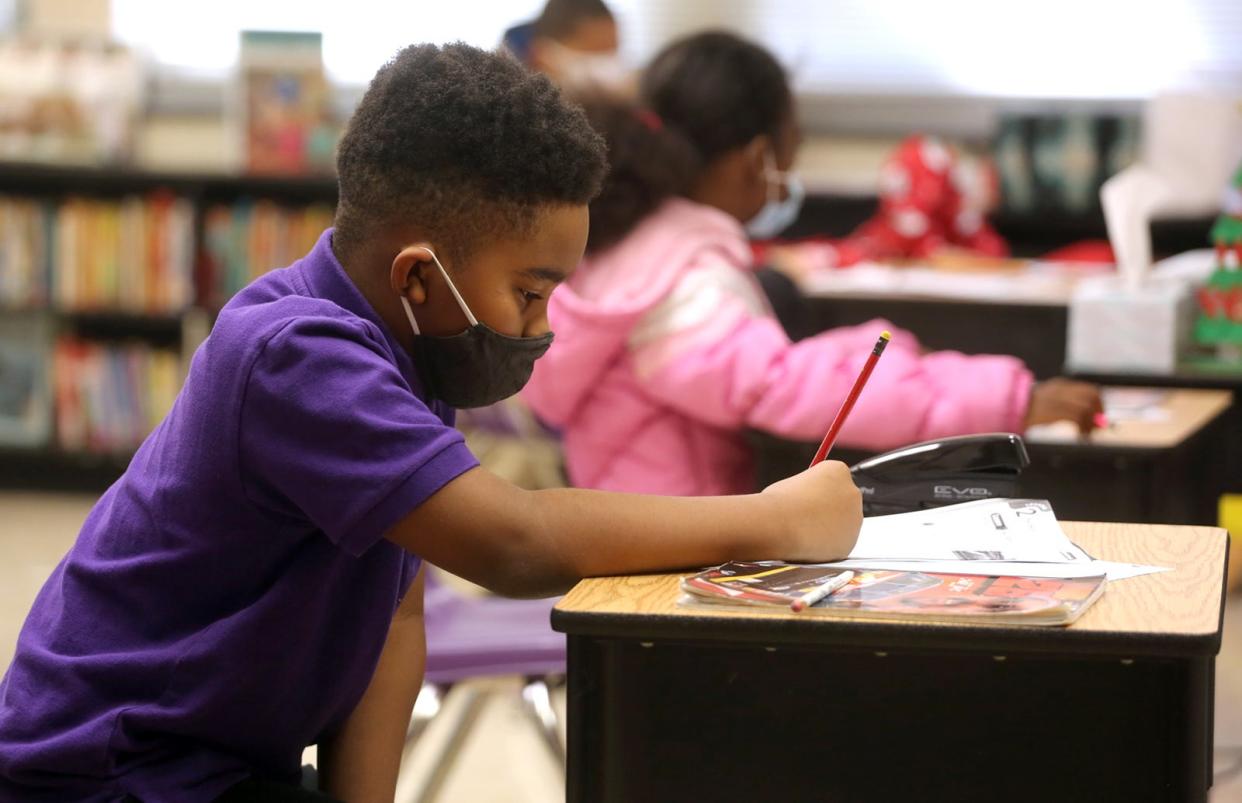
[745, 150, 805, 239]
[541, 39, 629, 90]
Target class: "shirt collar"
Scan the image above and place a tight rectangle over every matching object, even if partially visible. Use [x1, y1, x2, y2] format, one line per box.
[298, 227, 425, 395]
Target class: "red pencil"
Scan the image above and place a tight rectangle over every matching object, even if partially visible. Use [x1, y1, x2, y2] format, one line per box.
[809, 330, 892, 467]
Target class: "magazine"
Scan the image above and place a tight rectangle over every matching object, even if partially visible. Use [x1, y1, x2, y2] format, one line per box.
[680, 561, 855, 608]
[681, 562, 1106, 626]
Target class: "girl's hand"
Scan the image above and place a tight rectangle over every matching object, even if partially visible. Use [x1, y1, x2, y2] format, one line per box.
[1025, 378, 1103, 434]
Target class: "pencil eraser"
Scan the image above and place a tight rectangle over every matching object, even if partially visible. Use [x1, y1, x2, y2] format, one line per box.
[880, 330, 891, 340]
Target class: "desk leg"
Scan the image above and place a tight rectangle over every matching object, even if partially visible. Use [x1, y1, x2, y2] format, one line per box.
[1205, 657, 1217, 790]
[564, 635, 595, 803]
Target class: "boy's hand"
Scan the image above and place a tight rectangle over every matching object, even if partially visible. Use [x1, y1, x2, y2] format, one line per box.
[760, 460, 863, 563]
[1024, 378, 1103, 434]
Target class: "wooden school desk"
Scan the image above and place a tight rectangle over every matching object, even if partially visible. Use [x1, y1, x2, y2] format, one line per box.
[751, 388, 1234, 526]
[794, 260, 1079, 379]
[1073, 364, 1242, 499]
[553, 522, 1229, 803]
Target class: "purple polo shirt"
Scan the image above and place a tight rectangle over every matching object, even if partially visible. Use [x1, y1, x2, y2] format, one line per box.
[0, 229, 478, 802]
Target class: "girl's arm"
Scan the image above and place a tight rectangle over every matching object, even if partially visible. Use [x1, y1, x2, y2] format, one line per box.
[630, 298, 1032, 450]
[319, 568, 427, 803]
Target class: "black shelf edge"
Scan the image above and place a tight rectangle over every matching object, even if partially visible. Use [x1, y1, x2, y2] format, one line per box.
[0, 445, 132, 492]
[0, 160, 338, 201]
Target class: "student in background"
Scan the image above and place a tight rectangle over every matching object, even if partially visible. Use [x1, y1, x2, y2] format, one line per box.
[0, 43, 863, 803]
[502, 0, 623, 89]
[523, 31, 1102, 497]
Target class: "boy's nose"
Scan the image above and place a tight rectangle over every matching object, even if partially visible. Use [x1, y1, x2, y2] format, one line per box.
[524, 316, 552, 338]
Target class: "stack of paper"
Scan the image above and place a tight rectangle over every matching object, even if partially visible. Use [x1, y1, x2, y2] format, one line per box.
[678, 499, 1166, 625]
[822, 498, 1167, 582]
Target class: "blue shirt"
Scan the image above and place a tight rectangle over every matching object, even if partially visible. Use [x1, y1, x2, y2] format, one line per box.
[0, 229, 478, 801]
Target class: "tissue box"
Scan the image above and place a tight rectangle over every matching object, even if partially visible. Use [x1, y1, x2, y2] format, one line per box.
[1067, 275, 1193, 374]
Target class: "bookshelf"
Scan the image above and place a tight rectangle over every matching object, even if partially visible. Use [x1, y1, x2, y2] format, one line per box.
[0, 162, 1216, 492]
[0, 161, 338, 490]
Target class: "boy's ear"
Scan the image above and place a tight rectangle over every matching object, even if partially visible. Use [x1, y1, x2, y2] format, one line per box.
[390, 243, 438, 304]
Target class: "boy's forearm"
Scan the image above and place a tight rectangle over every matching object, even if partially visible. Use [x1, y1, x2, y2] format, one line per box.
[387, 463, 861, 600]
[516, 487, 779, 595]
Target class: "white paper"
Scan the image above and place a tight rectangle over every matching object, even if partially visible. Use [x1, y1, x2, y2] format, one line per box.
[848, 499, 1090, 564]
[833, 498, 1169, 582]
[817, 558, 1169, 582]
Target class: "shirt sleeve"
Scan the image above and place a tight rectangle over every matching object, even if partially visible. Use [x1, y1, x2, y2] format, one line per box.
[239, 315, 479, 556]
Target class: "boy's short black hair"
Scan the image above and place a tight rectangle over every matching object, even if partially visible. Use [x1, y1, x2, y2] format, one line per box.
[533, 0, 613, 41]
[334, 42, 607, 263]
[640, 31, 791, 165]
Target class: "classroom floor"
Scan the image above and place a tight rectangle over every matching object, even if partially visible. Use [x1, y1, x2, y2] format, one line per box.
[2, 490, 1242, 802]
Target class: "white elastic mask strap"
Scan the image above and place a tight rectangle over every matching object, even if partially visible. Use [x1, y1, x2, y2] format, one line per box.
[400, 296, 421, 336]
[763, 150, 786, 203]
[401, 246, 479, 335]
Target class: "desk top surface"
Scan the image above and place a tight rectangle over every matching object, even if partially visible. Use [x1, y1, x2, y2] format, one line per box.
[1083, 388, 1232, 449]
[754, 388, 1232, 453]
[797, 260, 1081, 306]
[554, 522, 1229, 657]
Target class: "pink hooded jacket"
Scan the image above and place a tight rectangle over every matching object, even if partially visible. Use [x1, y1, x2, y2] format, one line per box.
[523, 198, 1033, 496]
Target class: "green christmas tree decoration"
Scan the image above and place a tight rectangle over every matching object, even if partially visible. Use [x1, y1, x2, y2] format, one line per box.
[1195, 162, 1242, 358]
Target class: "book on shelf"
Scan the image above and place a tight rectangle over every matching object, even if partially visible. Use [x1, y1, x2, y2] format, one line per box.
[0, 192, 193, 315]
[52, 337, 180, 454]
[53, 193, 194, 315]
[0, 314, 52, 448]
[201, 200, 333, 305]
[681, 561, 1106, 626]
[0, 197, 51, 310]
[239, 31, 337, 175]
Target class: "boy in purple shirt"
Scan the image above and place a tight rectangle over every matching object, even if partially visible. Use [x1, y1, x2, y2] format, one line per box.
[0, 43, 861, 802]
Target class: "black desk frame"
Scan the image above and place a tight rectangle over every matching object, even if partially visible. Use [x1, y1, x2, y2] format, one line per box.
[556, 603, 1223, 803]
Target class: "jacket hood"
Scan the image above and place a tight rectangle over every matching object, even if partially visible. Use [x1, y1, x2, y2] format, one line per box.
[523, 198, 752, 425]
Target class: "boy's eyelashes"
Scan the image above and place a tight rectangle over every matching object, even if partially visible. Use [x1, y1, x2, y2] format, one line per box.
[518, 288, 545, 307]
[514, 269, 565, 309]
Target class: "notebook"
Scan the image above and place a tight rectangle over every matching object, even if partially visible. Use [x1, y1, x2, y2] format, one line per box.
[681, 561, 1106, 626]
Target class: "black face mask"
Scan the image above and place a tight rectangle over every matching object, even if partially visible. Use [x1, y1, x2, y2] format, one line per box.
[399, 249, 554, 409]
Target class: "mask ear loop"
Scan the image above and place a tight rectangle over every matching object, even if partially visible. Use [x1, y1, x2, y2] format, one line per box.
[399, 246, 480, 336]
[763, 150, 787, 204]
[399, 297, 421, 336]
[417, 246, 479, 326]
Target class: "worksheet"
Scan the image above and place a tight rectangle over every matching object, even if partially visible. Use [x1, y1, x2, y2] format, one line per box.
[846, 499, 1091, 564]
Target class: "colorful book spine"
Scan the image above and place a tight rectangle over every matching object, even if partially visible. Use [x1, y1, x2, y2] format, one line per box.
[0, 197, 52, 309]
[201, 200, 334, 307]
[50, 193, 194, 315]
[52, 337, 181, 454]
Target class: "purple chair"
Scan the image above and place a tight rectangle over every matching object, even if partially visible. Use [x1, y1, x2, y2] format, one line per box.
[400, 571, 565, 803]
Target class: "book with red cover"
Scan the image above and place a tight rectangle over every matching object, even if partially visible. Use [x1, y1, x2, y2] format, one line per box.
[682, 562, 1106, 626]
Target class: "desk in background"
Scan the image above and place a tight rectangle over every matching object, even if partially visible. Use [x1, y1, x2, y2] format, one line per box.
[794, 260, 1079, 379]
[752, 388, 1232, 526]
[789, 260, 1242, 501]
[554, 522, 1228, 803]
[1072, 365, 1242, 499]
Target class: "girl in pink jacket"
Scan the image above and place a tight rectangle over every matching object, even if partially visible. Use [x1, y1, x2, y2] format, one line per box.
[523, 32, 1100, 496]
